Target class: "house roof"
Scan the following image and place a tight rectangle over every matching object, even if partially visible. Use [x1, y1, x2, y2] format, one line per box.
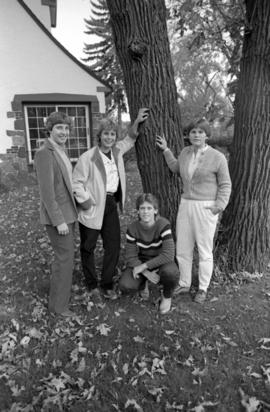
[18, 0, 112, 93]
[41, 0, 57, 28]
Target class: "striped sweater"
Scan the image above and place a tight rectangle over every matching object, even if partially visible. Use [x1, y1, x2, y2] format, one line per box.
[125, 217, 175, 270]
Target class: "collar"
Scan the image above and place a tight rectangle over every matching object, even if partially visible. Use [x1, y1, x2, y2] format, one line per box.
[192, 144, 209, 155]
[99, 147, 112, 158]
[48, 137, 66, 152]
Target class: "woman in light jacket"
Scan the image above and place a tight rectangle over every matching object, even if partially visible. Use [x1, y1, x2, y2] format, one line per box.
[156, 119, 231, 304]
[72, 108, 148, 300]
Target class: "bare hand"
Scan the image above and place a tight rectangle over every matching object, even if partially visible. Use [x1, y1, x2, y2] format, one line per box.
[133, 263, 148, 279]
[136, 108, 149, 123]
[156, 134, 168, 151]
[204, 206, 222, 215]
[56, 222, 69, 235]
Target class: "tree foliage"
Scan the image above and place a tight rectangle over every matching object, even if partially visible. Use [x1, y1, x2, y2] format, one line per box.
[169, 32, 233, 124]
[84, 0, 245, 124]
[167, 0, 246, 95]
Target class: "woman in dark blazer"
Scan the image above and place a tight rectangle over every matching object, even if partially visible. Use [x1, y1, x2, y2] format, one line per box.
[35, 112, 77, 317]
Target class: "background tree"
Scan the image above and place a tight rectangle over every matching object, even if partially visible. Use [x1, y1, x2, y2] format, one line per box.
[167, 0, 245, 95]
[220, 0, 270, 272]
[169, 33, 233, 124]
[106, 0, 183, 226]
[83, 0, 126, 124]
[86, 0, 243, 129]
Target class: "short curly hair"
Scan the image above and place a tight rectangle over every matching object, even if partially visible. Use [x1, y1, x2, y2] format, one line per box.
[185, 119, 211, 137]
[96, 118, 119, 145]
[45, 111, 73, 132]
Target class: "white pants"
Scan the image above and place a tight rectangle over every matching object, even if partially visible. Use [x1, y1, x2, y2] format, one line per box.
[176, 199, 218, 292]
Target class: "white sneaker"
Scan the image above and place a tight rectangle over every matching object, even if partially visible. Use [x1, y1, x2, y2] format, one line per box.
[159, 297, 172, 314]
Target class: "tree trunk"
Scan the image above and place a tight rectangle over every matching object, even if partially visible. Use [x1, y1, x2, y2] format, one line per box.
[221, 0, 270, 272]
[107, 0, 183, 226]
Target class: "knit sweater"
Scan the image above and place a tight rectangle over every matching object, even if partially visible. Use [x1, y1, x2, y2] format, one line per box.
[125, 217, 175, 270]
[164, 146, 231, 210]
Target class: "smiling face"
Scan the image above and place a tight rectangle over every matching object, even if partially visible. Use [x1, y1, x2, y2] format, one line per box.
[99, 129, 117, 152]
[138, 201, 157, 226]
[188, 127, 207, 149]
[50, 123, 70, 147]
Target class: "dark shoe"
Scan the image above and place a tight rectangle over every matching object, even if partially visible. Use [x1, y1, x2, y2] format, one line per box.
[174, 285, 190, 295]
[194, 290, 207, 304]
[89, 287, 100, 297]
[103, 289, 118, 300]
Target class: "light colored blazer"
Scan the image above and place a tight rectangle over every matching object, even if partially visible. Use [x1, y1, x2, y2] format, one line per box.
[34, 140, 77, 226]
[72, 135, 135, 230]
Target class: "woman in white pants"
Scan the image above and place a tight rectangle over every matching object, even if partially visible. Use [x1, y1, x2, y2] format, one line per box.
[156, 119, 231, 303]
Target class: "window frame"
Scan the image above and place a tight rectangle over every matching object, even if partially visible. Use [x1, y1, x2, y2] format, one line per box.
[24, 103, 91, 164]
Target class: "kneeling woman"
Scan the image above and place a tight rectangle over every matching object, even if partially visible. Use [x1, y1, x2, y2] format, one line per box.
[119, 193, 179, 314]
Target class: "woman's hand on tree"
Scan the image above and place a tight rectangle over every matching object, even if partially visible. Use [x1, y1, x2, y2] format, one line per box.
[156, 134, 168, 151]
[136, 108, 149, 123]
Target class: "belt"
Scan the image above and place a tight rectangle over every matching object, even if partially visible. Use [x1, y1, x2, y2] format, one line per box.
[106, 192, 116, 196]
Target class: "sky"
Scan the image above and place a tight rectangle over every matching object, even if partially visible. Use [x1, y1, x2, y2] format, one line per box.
[52, 0, 91, 61]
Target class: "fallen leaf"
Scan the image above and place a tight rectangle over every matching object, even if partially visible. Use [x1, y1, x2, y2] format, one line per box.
[125, 398, 143, 411]
[96, 323, 111, 336]
[133, 336, 145, 343]
[76, 358, 86, 372]
[20, 336, 30, 346]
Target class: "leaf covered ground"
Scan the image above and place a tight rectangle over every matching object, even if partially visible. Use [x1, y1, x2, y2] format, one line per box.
[0, 164, 270, 412]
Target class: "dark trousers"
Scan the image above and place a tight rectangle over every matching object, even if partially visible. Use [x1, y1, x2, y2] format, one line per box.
[46, 223, 75, 314]
[119, 262, 180, 298]
[79, 195, 120, 291]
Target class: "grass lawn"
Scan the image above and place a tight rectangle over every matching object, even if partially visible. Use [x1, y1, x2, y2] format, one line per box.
[0, 163, 270, 412]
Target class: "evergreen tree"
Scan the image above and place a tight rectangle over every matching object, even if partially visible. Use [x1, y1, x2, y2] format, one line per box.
[83, 0, 126, 120]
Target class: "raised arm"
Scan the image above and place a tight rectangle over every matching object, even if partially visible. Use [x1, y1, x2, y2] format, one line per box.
[128, 108, 149, 139]
[116, 108, 149, 154]
[156, 134, 180, 174]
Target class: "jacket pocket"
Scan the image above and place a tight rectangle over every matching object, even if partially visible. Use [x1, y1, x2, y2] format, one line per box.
[80, 204, 97, 219]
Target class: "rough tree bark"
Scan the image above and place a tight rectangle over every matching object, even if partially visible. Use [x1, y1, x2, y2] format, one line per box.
[221, 0, 270, 272]
[106, 0, 183, 226]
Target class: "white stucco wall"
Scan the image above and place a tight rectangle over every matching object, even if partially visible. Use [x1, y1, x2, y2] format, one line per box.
[0, 0, 106, 153]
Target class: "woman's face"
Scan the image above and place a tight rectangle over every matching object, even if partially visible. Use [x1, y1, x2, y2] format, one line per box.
[99, 129, 117, 152]
[189, 127, 207, 149]
[138, 201, 157, 226]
